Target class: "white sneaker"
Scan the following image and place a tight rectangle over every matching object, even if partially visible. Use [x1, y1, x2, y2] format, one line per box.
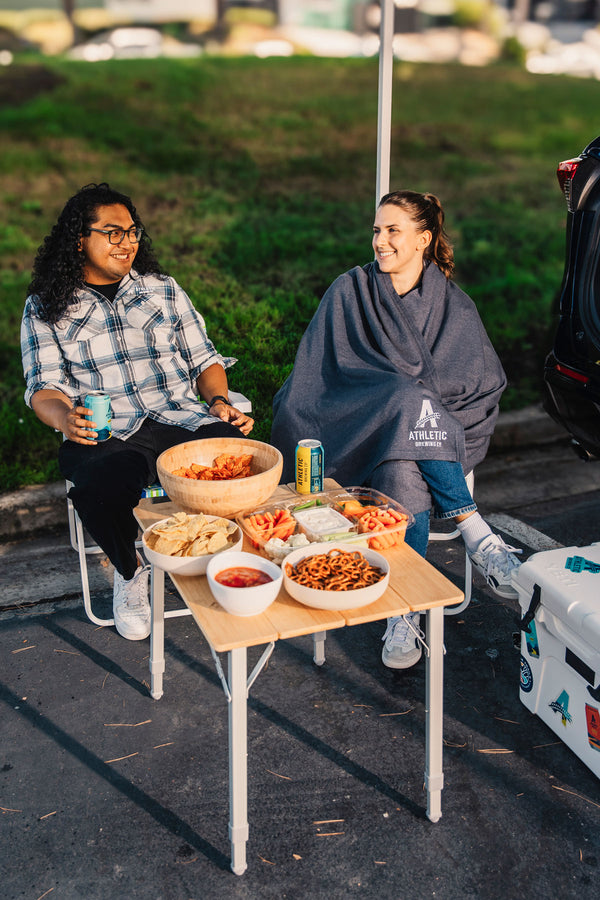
[468, 534, 522, 599]
[381, 613, 422, 669]
[113, 565, 151, 640]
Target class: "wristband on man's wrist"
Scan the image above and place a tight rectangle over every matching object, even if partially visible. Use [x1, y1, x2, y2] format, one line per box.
[208, 395, 229, 409]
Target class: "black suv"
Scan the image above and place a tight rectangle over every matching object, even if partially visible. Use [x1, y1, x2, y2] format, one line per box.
[543, 136, 600, 461]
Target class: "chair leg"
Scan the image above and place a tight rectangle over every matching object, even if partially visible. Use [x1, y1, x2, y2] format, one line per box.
[68, 480, 196, 628]
[66, 481, 115, 627]
[74, 506, 115, 627]
[432, 469, 474, 617]
[444, 550, 472, 616]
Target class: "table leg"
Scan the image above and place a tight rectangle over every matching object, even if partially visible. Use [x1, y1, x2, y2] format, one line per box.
[425, 606, 444, 823]
[149, 565, 165, 701]
[312, 631, 326, 666]
[228, 647, 249, 876]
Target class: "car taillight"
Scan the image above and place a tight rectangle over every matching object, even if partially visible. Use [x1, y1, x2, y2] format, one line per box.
[555, 362, 590, 384]
[557, 158, 581, 211]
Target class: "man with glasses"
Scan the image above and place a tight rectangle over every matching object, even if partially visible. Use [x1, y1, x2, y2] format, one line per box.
[21, 183, 254, 640]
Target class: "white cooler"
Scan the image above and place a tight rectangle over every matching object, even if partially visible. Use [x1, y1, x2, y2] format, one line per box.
[514, 543, 600, 778]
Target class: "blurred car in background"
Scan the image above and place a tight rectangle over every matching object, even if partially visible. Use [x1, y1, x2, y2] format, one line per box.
[543, 136, 600, 461]
[68, 27, 202, 61]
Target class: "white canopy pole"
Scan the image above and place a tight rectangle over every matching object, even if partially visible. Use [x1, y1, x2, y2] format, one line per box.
[376, 0, 395, 205]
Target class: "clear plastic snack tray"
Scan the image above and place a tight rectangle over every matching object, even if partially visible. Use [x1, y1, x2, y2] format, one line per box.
[237, 486, 413, 558]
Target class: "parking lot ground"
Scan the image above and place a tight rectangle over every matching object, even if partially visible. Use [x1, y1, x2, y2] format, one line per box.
[2, 500, 600, 898]
[2, 422, 600, 899]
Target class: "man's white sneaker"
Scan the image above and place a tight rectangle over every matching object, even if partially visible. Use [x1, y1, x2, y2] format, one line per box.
[113, 565, 151, 640]
[468, 533, 522, 600]
[381, 613, 422, 669]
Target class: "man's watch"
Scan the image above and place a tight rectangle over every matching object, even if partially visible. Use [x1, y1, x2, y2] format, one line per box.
[208, 395, 229, 409]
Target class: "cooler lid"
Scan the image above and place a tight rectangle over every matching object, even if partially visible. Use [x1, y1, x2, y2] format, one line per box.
[515, 543, 600, 647]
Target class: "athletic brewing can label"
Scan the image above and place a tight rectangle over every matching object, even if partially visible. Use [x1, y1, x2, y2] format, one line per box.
[295, 439, 324, 494]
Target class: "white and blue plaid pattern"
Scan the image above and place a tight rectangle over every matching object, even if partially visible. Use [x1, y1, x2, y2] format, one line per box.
[21, 270, 236, 439]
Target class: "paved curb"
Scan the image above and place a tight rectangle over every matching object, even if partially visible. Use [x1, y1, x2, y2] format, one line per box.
[485, 403, 566, 452]
[0, 404, 567, 542]
[0, 481, 69, 541]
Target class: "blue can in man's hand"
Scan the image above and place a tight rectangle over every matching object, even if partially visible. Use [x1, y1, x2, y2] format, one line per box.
[84, 391, 112, 441]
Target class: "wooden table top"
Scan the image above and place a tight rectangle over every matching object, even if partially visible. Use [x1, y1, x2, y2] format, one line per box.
[134, 481, 463, 653]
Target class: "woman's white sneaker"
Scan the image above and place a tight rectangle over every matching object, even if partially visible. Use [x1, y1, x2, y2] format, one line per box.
[381, 613, 422, 669]
[113, 565, 151, 640]
[468, 534, 522, 599]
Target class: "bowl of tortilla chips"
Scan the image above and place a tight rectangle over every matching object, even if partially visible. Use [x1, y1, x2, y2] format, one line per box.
[142, 511, 243, 575]
[157, 437, 283, 517]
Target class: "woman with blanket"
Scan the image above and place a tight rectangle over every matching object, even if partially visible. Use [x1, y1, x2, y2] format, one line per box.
[271, 190, 521, 669]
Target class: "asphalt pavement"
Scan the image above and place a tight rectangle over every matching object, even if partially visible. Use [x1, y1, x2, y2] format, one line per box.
[1, 405, 600, 900]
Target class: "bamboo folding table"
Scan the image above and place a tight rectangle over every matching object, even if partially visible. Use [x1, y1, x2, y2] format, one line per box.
[134, 482, 463, 875]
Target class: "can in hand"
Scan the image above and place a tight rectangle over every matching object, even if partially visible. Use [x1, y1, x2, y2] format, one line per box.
[295, 439, 324, 494]
[84, 391, 112, 441]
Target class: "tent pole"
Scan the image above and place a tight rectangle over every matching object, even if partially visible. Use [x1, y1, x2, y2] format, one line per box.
[376, 0, 394, 205]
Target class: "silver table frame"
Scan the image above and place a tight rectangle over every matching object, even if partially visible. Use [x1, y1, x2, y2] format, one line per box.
[148, 565, 446, 875]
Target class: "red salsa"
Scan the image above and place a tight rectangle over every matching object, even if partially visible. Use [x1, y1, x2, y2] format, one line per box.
[215, 566, 273, 588]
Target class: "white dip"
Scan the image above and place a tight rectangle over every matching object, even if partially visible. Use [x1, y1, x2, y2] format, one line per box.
[292, 507, 352, 536]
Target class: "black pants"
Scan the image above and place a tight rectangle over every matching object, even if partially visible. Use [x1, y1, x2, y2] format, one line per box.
[59, 418, 245, 580]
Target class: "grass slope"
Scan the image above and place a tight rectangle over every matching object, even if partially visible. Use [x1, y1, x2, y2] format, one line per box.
[0, 56, 595, 489]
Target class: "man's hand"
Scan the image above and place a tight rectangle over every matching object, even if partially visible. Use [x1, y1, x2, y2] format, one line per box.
[196, 364, 254, 435]
[31, 389, 98, 445]
[62, 404, 100, 444]
[209, 399, 254, 436]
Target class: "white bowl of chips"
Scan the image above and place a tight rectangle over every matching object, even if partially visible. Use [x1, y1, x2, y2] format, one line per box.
[282, 542, 390, 611]
[142, 512, 243, 575]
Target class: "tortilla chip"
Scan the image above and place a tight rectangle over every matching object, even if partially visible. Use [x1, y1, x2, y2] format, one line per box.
[147, 512, 238, 559]
[153, 535, 188, 556]
[207, 531, 229, 553]
[186, 537, 210, 557]
[144, 531, 159, 550]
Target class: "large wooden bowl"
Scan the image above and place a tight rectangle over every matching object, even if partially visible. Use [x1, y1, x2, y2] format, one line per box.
[156, 437, 283, 518]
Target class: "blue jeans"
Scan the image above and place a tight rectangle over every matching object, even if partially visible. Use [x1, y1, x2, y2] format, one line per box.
[369, 459, 476, 559]
[416, 459, 476, 520]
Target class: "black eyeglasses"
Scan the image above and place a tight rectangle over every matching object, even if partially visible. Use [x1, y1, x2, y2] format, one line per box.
[88, 226, 144, 245]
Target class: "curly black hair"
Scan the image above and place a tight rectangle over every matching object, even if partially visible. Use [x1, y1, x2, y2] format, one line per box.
[28, 182, 164, 325]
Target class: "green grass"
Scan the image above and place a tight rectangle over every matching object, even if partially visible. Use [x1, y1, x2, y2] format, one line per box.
[0, 55, 596, 490]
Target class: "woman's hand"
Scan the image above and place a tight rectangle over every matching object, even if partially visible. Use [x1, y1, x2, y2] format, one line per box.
[209, 400, 254, 436]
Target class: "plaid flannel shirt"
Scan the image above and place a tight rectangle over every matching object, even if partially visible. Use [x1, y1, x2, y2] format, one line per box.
[21, 270, 236, 439]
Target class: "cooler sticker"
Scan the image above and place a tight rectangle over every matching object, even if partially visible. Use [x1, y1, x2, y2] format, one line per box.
[588, 683, 600, 703]
[549, 689, 572, 727]
[525, 620, 539, 658]
[585, 704, 600, 752]
[520, 656, 533, 693]
[565, 555, 600, 574]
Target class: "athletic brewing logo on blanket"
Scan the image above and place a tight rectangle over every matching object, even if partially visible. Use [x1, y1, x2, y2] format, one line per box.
[409, 399, 448, 448]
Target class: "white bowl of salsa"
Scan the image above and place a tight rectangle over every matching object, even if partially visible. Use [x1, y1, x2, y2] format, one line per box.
[206, 550, 283, 617]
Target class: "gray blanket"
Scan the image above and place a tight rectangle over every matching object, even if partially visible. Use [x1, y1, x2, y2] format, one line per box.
[271, 261, 506, 496]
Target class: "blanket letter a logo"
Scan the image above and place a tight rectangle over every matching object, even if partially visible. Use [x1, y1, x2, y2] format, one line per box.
[415, 399, 441, 429]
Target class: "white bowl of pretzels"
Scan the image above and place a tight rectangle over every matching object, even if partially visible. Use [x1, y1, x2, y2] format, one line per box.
[282, 542, 390, 611]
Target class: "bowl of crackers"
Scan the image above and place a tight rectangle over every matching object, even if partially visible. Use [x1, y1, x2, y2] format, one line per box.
[142, 511, 243, 575]
[282, 542, 390, 611]
[156, 437, 283, 518]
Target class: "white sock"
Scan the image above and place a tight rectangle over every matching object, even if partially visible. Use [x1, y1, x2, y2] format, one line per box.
[455, 512, 492, 553]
